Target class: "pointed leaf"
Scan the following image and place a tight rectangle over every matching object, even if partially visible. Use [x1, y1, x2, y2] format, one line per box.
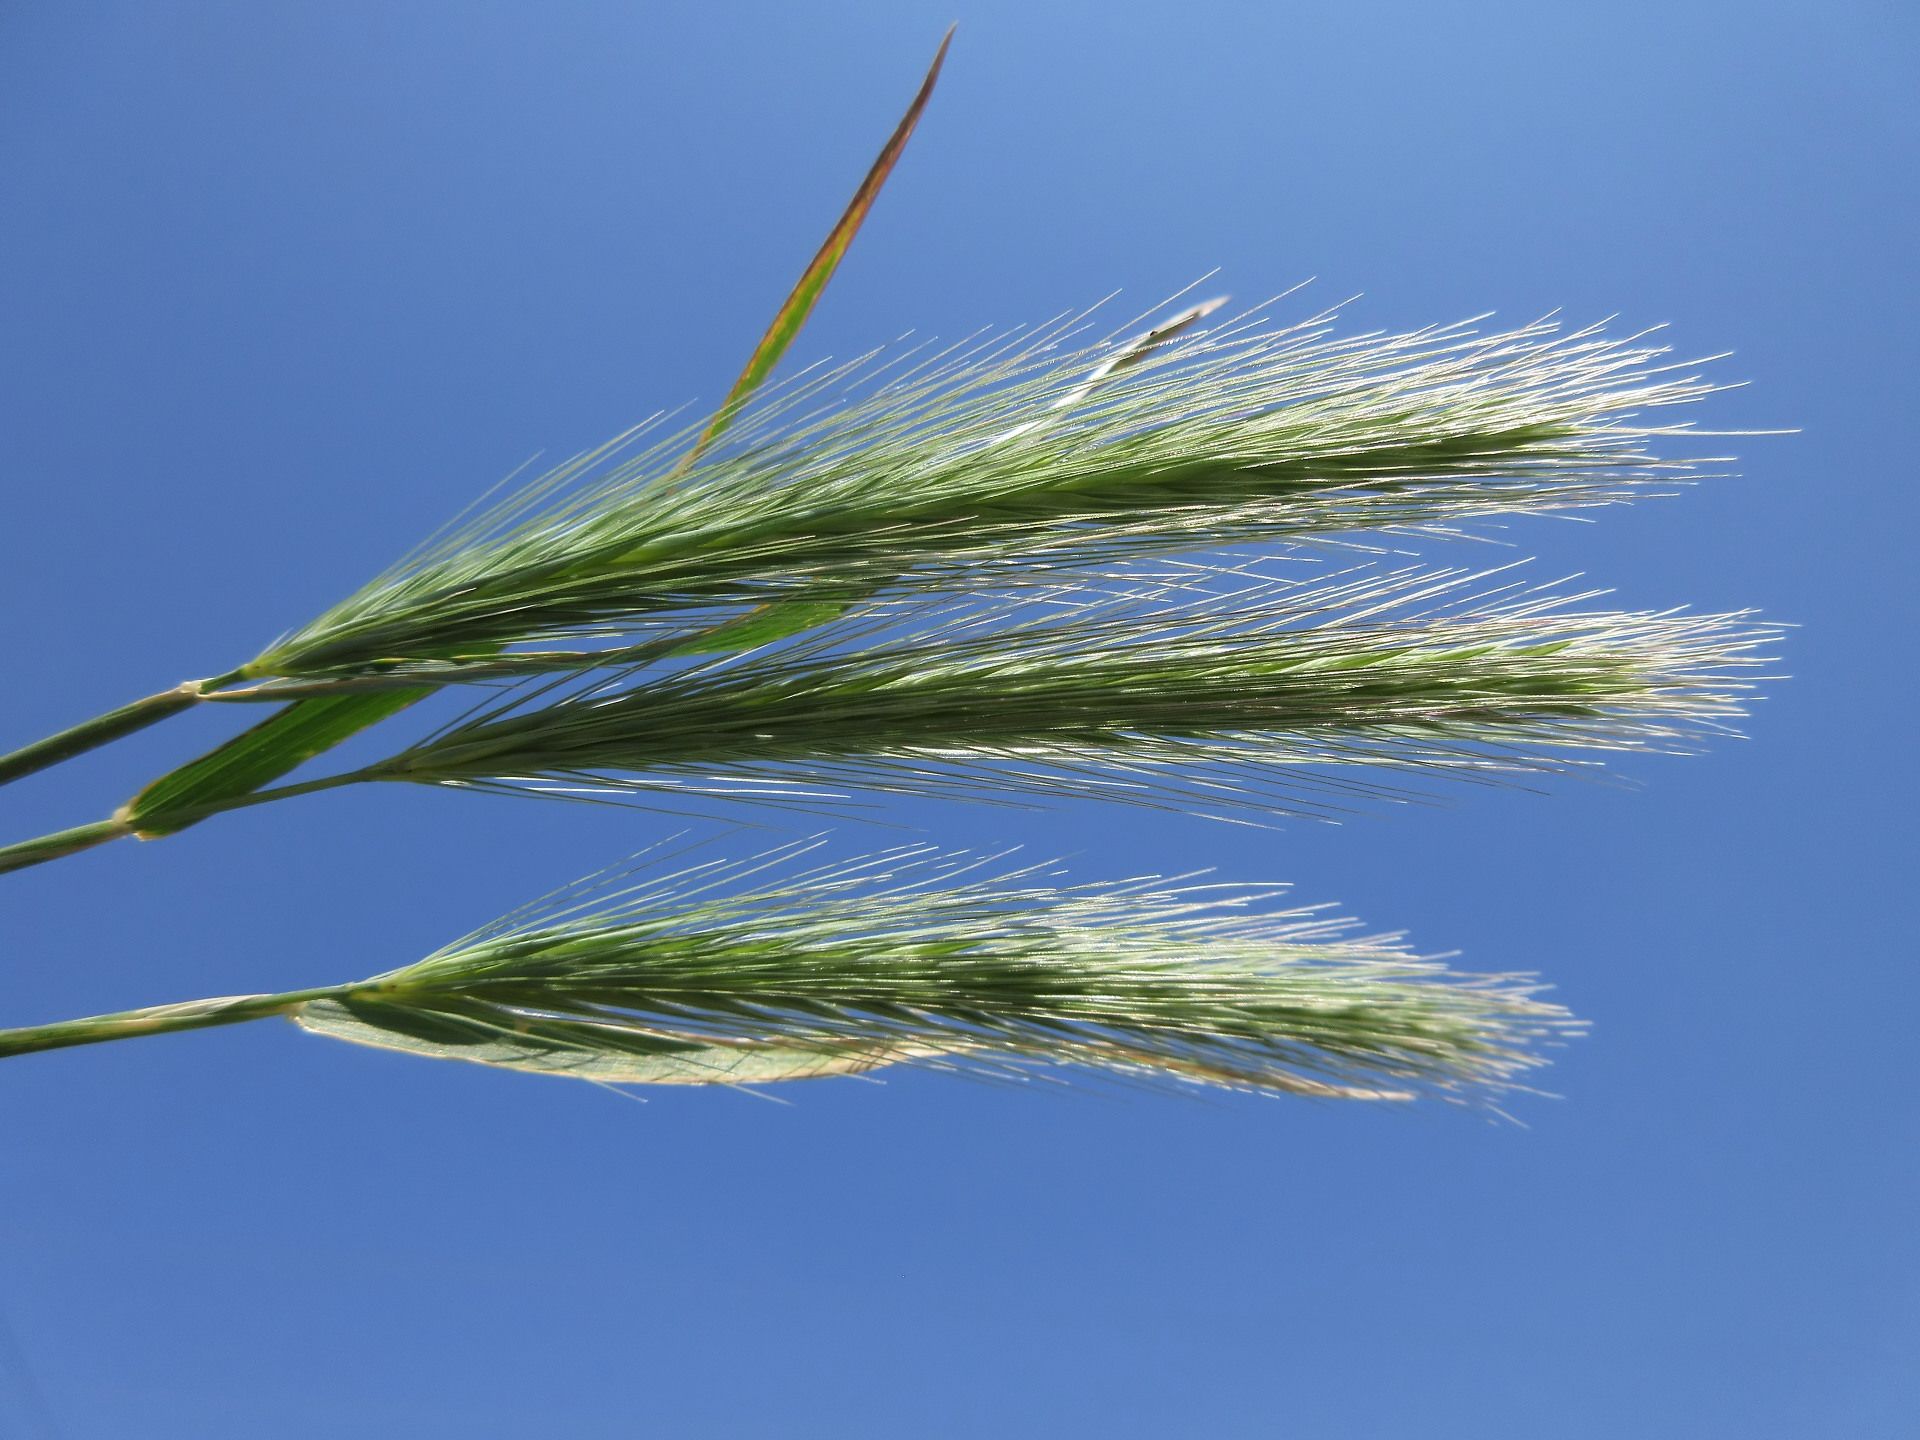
[125, 689, 427, 838]
[683, 25, 954, 464]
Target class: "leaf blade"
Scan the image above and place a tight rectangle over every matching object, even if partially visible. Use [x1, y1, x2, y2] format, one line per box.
[125, 689, 427, 838]
[683, 25, 954, 463]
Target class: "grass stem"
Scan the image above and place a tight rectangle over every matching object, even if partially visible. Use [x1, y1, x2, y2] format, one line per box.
[0, 770, 378, 878]
[0, 818, 134, 876]
[0, 681, 227, 788]
[0, 986, 346, 1060]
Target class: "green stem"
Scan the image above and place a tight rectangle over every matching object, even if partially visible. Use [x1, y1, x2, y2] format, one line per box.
[0, 769, 383, 878]
[0, 818, 134, 876]
[0, 985, 348, 1060]
[0, 678, 238, 787]
[186, 767, 388, 817]
[207, 635, 695, 701]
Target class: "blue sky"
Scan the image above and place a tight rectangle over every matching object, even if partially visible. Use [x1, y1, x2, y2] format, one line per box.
[0, 3, 1914, 1435]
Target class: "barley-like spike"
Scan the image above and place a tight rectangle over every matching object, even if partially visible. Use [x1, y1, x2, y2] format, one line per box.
[364, 562, 1775, 823]
[286, 837, 1577, 1101]
[250, 303, 1741, 680]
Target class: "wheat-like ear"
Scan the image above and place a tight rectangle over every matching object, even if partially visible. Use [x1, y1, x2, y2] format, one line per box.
[246, 305, 1737, 681]
[0, 838, 1576, 1104]
[358, 561, 1773, 823]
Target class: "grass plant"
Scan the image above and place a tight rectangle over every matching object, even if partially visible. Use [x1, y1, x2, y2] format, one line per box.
[0, 29, 1774, 1106]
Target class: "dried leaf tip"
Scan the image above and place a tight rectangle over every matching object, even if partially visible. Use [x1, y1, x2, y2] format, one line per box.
[686, 25, 956, 463]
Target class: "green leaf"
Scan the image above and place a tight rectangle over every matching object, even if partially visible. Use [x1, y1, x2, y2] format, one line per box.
[680, 25, 953, 465]
[126, 689, 428, 838]
[664, 599, 852, 657]
[126, 595, 851, 843]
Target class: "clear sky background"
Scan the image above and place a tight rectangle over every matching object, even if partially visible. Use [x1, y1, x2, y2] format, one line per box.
[0, 3, 1914, 1436]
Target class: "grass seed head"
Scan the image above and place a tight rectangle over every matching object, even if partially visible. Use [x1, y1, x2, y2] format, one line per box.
[253, 303, 1734, 680]
[292, 837, 1578, 1102]
[369, 562, 1775, 823]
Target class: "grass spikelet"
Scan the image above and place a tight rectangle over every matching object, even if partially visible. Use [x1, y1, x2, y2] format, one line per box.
[365, 563, 1774, 822]
[250, 304, 1734, 680]
[284, 837, 1575, 1101]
